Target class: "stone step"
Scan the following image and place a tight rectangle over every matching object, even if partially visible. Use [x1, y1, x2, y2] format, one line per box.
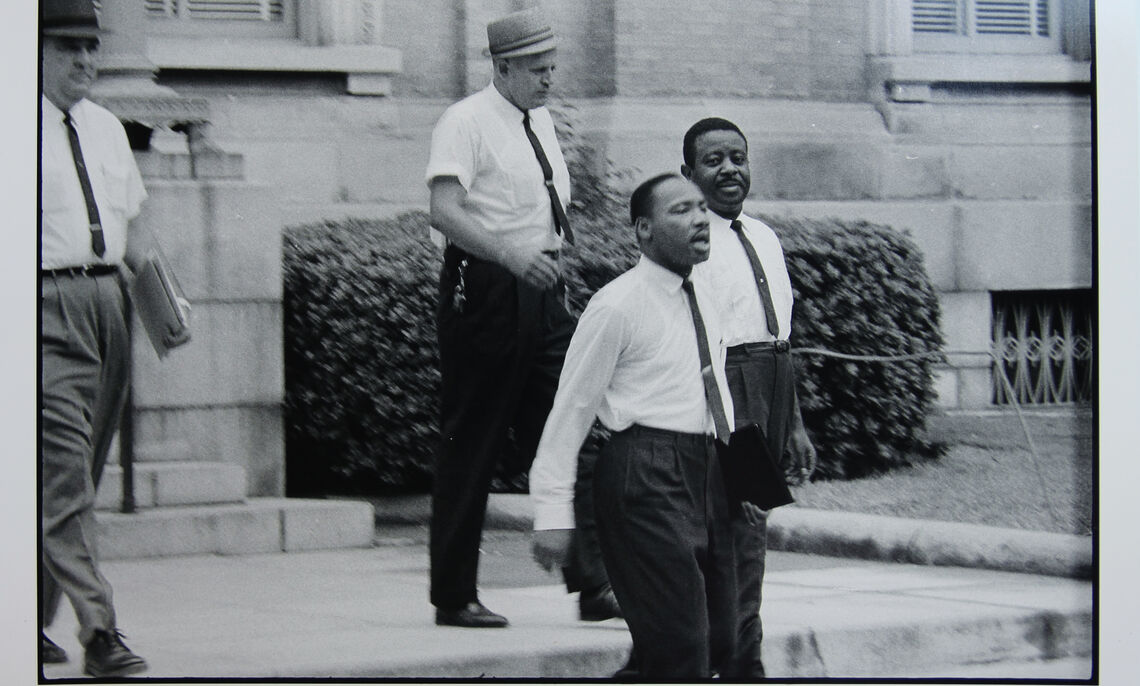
[95, 497, 375, 560]
[96, 461, 247, 511]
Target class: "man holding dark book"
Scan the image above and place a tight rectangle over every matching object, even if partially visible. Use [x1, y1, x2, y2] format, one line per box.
[683, 116, 818, 678]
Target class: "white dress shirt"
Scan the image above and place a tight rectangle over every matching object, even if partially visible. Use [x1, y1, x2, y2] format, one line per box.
[529, 256, 735, 530]
[425, 82, 571, 253]
[690, 212, 794, 345]
[40, 96, 147, 269]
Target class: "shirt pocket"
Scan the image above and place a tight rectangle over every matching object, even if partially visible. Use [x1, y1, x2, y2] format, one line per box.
[96, 160, 132, 217]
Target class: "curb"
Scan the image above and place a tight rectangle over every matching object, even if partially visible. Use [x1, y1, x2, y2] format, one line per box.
[372, 494, 1092, 579]
[765, 507, 1093, 579]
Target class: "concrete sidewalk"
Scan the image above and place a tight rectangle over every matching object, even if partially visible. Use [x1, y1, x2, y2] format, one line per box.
[38, 496, 1093, 680]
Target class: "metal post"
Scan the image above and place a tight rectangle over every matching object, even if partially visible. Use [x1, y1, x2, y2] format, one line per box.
[119, 310, 137, 514]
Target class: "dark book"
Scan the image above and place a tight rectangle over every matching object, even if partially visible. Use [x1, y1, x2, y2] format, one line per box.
[716, 423, 794, 511]
[131, 250, 191, 358]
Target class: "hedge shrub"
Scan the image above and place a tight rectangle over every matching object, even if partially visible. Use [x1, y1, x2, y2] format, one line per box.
[283, 111, 945, 491]
[760, 214, 946, 478]
[283, 213, 441, 496]
[284, 206, 944, 493]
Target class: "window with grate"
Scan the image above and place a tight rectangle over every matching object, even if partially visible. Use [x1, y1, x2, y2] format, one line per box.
[913, 0, 1061, 54]
[143, 0, 294, 37]
[991, 289, 1093, 405]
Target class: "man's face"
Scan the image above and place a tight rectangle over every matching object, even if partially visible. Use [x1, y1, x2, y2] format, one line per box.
[42, 36, 100, 110]
[498, 50, 556, 110]
[639, 177, 711, 274]
[684, 129, 751, 218]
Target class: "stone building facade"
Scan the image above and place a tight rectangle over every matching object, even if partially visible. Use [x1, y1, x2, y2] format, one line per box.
[94, 0, 1092, 498]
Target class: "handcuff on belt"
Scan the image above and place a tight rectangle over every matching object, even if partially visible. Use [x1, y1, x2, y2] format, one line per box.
[452, 257, 468, 314]
[450, 248, 561, 315]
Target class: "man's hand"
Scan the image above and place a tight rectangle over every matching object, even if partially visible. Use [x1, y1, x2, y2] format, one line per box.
[784, 424, 817, 486]
[740, 501, 768, 526]
[499, 245, 560, 290]
[176, 296, 192, 324]
[531, 528, 572, 573]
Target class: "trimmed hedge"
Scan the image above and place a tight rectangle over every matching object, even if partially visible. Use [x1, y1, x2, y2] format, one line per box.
[283, 206, 944, 493]
[760, 214, 946, 478]
[283, 213, 441, 496]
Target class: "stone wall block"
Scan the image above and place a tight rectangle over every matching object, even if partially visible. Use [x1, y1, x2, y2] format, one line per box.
[131, 301, 283, 408]
[136, 180, 282, 301]
[881, 146, 952, 199]
[755, 143, 885, 200]
[957, 202, 1093, 291]
[950, 145, 1093, 200]
[134, 406, 285, 497]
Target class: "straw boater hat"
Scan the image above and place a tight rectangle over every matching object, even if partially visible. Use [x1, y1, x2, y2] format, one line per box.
[485, 7, 556, 58]
[42, 0, 108, 39]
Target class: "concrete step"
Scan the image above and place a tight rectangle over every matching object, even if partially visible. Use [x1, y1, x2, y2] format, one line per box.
[96, 461, 247, 511]
[95, 497, 375, 560]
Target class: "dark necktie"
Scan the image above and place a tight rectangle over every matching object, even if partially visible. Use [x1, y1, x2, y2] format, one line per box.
[522, 110, 574, 245]
[681, 278, 732, 443]
[63, 112, 106, 258]
[730, 219, 778, 337]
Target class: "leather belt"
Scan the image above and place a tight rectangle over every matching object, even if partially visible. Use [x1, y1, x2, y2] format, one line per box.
[42, 264, 119, 278]
[727, 340, 791, 357]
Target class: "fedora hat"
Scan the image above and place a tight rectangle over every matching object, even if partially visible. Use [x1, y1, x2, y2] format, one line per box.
[42, 0, 107, 39]
[486, 7, 556, 59]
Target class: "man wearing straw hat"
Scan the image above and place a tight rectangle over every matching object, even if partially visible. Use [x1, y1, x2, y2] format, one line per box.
[424, 6, 615, 628]
[39, 0, 149, 676]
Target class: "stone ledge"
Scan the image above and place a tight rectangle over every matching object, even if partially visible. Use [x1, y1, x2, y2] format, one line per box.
[96, 497, 375, 559]
[148, 37, 402, 95]
[871, 54, 1090, 87]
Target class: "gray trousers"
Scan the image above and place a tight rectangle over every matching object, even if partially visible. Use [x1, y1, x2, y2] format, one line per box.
[721, 342, 796, 679]
[40, 271, 129, 645]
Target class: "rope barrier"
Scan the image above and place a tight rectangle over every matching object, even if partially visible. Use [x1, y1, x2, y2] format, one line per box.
[789, 345, 1064, 530]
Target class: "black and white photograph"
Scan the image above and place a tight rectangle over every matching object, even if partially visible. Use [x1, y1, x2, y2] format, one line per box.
[7, 0, 1138, 682]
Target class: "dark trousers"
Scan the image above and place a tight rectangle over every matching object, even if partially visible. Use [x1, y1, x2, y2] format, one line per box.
[720, 342, 796, 679]
[594, 425, 737, 679]
[40, 271, 130, 645]
[430, 246, 604, 608]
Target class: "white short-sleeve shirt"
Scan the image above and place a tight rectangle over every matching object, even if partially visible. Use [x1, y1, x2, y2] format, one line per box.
[41, 96, 147, 269]
[425, 82, 570, 253]
[691, 212, 795, 345]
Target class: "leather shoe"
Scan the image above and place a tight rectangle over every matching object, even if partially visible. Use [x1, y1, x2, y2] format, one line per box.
[83, 629, 147, 678]
[41, 632, 67, 664]
[435, 601, 509, 628]
[579, 583, 622, 621]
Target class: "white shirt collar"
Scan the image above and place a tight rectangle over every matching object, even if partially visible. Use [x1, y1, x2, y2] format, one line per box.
[638, 254, 689, 296]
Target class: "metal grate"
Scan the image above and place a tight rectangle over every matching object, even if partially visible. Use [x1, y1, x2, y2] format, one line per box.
[991, 289, 1093, 405]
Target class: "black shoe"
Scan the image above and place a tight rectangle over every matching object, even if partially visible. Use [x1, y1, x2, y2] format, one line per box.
[579, 583, 622, 621]
[435, 601, 509, 628]
[40, 633, 68, 664]
[83, 629, 147, 678]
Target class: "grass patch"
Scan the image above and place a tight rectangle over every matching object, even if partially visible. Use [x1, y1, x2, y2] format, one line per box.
[788, 408, 1094, 536]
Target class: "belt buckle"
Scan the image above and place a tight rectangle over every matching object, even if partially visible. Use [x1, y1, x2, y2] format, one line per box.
[774, 340, 790, 353]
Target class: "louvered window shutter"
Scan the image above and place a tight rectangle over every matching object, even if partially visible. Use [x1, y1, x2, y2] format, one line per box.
[143, 0, 293, 37]
[913, 0, 1059, 53]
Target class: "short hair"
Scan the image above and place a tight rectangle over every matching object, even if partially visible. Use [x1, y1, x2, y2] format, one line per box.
[682, 117, 747, 168]
[629, 172, 684, 226]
